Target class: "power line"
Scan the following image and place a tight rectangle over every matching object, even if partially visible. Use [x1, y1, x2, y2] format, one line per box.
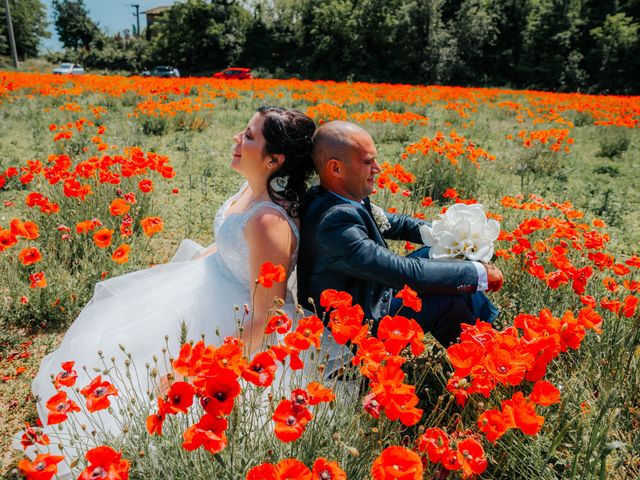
[130, 4, 140, 37]
[3, 0, 18, 68]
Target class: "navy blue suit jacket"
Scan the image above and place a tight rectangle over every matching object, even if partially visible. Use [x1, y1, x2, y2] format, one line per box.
[297, 186, 479, 322]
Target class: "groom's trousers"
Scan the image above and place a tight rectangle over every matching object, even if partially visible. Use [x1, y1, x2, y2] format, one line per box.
[386, 247, 499, 347]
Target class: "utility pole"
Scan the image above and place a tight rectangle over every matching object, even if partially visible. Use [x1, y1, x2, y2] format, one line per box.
[130, 4, 140, 37]
[3, 0, 18, 68]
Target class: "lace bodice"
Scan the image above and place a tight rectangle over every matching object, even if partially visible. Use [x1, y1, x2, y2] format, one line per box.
[212, 182, 300, 289]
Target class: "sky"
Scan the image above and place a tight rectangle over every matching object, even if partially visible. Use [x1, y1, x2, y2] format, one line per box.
[41, 0, 179, 52]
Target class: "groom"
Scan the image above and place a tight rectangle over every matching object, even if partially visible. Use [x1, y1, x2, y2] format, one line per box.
[297, 121, 503, 347]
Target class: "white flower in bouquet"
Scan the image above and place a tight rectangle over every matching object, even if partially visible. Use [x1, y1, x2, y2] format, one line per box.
[419, 203, 500, 263]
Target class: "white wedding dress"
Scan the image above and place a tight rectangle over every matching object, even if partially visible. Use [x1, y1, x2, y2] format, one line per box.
[16, 182, 351, 475]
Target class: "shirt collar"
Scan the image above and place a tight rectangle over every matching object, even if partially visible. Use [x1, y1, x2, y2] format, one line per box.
[327, 190, 364, 208]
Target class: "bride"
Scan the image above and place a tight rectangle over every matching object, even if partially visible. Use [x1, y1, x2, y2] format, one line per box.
[17, 106, 350, 472]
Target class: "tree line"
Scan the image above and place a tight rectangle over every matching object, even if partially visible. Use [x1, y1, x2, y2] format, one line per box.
[2, 0, 639, 94]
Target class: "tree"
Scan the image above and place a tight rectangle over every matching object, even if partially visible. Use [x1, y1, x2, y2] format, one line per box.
[590, 12, 640, 92]
[0, 0, 49, 58]
[52, 0, 99, 50]
[453, 0, 504, 85]
[299, 0, 361, 79]
[148, 0, 250, 71]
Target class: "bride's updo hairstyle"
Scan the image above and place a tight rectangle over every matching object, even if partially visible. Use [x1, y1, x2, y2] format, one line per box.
[258, 106, 316, 218]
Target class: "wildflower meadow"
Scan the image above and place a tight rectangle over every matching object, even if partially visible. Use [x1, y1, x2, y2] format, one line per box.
[0, 72, 639, 479]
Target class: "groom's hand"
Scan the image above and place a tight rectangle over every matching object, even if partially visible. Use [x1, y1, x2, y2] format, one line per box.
[484, 263, 504, 292]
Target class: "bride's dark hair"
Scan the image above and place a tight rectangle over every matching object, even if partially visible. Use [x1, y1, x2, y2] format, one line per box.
[258, 106, 316, 218]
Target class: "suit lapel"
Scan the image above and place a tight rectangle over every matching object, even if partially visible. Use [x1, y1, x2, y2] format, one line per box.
[315, 187, 387, 247]
[363, 197, 388, 247]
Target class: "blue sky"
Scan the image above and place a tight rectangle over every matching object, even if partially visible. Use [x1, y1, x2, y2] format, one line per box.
[41, 0, 178, 51]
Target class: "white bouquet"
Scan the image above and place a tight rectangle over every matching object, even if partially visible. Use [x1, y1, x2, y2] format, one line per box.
[419, 203, 500, 263]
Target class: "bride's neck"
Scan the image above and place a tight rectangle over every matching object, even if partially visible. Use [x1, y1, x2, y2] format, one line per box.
[246, 176, 270, 202]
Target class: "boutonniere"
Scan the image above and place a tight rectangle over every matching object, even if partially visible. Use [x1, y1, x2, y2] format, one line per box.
[370, 203, 391, 233]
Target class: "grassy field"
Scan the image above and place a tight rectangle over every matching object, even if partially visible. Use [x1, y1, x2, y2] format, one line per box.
[0, 72, 639, 479]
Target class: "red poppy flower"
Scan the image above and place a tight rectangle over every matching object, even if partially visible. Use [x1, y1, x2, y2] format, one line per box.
[29, 271, 47, 289]
[93, 228, 114, 248]
[394, 285, 422, 312]
[76, 221, 92, 234]
[140, 216, 163, 237]
[80, 375, 118, 412]
[20, 422, 50, 449]
[18, 453, 64, 480]
[363, 392, 382, 418]
[285, 316, 324, 350]
[53, 361, 78, 389]
[109, 198, 130, 216]
[376, 315, 424, 356]
[623, 295, 638, 318]
[457, 438, 488, 477]
[484, 347, 532, 386]
[277, 459, 312, 479]
[421, 196, 433, 207]
[138, 179, 153, 192]
[626, 255, 640, 268]
[371, 446, 423, 479]
[312, 458, 346, 480]
[182, 413, 228, 454]
[265, 314, 292, 334]
[501, 391, 544, 435]
[352, 336, 388, 378]
[286, 390, 309, 411]
[307, 382, 335, 405]
[320, 289, 352, 311]
[164, 381, 195, 414]
[0, 229, 18, 251]
[529, 380, 561, 406]
[247, 463, 277, 480]
[146, 398, 166, 436]
[417, 427, 449, 462]
[442, 188, 459, 199]
[172, 341, 205, 377]
[440, 447, 463, 472]
[328, 304, 367, 345]
[478, 409, 508, 443]
[45, 390, 80, 425]
[111, 244, 131, 264]
[242, 350, 277, 387]
[77, 446, 130, 480]
[257, 261, 286, 288]
[18, 247, 42, 266]
[272, 399, 313, 442]
[447, 340, 483, 378]
[201, 368, 242, 415]
[10, 218, 29, 237]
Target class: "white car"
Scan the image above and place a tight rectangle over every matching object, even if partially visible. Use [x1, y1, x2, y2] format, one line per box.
[53, 63, 85, 75]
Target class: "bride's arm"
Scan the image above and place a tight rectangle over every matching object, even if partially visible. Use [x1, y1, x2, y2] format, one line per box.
[244, 209, 296, 355]
[194, 243, 217, 259]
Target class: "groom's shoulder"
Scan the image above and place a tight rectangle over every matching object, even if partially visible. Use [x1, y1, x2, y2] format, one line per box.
[303, 186, 359, 221]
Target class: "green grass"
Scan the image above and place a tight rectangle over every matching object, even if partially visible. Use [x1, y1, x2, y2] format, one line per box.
[0, 74, 639, 478]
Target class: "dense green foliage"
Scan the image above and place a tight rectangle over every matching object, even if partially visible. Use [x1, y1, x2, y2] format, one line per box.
[0, 0, 49, 58]
[4, 0, 640, 92]
[51, 0, 100, 50]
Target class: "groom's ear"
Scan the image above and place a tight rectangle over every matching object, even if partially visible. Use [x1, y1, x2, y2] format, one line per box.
[327, 158, 342, 178]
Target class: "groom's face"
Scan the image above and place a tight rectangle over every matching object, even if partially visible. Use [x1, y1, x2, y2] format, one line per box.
[338, 132, 381, 201]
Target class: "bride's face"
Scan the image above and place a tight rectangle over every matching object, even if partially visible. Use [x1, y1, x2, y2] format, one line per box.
[231, 113, 269, 177]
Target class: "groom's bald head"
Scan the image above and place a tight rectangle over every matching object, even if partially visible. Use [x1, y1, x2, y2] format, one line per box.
[312, 121, 370, 171]
[311, 120, 380, 202]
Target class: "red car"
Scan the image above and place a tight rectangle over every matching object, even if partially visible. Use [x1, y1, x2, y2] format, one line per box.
[213, 68, 252, 80]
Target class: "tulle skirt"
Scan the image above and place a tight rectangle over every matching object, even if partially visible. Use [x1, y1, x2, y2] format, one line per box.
[15, 240, 352, 476]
